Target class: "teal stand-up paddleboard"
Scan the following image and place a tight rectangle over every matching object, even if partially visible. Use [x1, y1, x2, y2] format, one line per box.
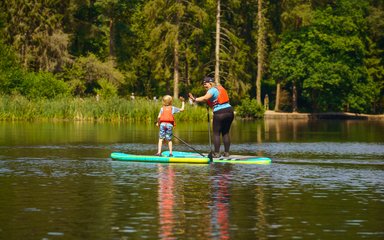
[162, 151, 271, 164]
[111, 151, 271, 165]
[110, 152, 209, 164]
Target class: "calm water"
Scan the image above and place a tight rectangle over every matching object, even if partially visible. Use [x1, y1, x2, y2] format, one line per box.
[0, 120, 383, 239]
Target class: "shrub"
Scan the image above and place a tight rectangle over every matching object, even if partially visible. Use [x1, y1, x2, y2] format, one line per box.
[236, 97, 265, 119]
[59, 53, 124, 96]
[20, 72, 70, 99]
[95, 78, 118, 99]
[0, 41, 24, 94]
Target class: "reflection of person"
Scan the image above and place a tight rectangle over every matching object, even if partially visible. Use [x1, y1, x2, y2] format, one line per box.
[155, 95, 185, 157]
[158, 165, 176, 238]
[211, 167, 230, 239]
[189, 77, 234, 157]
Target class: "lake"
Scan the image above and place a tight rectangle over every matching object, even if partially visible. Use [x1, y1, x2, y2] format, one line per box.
[0, 119, 383, 239]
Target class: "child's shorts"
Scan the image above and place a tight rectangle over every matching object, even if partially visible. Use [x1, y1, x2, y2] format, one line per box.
[159, 123, 173, 141]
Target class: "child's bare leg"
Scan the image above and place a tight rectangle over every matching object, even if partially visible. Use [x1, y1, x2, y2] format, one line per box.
[168, 140, 173, 154]
[157, 139, 163, 154]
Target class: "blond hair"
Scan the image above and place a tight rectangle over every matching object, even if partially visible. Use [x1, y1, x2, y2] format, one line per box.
[162, 95, 173, 106]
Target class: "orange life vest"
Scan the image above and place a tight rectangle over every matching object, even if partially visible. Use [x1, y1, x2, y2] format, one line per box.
[207, 86, 230, 108]
[159, 106, 175, 126]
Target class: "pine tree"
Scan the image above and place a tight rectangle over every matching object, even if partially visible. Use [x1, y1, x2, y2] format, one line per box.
[1, 0, 70, 72]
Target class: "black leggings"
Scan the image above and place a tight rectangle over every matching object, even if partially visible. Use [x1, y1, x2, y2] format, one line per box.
[212, 107, 234, 153]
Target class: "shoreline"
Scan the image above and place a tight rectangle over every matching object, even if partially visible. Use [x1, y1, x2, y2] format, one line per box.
[264, 110, 384, 120]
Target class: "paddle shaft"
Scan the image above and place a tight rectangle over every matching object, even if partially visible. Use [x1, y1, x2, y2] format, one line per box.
[207, 107, 213, 152]
[172, 134, 206, 158]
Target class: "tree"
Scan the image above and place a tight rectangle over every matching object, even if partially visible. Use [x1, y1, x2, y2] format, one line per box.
[130, 0, 208, 98]
[214, 0, 221, 84]
[272, 0, 313, 111]
[94, 0, 136, 60]
[270, 0, 377, 113]
[94, 0, 119, 58]
[210, 0, 254, 104]
[365, 2, 384, 113]
[59, 54, 124, 97]
[256, 0, 266, 104]
[0, 0, 71, 72]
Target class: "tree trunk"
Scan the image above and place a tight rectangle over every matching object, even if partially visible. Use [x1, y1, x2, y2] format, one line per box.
[185, 51, 190, 86]
[256, 0, 266, 104]
[173, 31, 180, 99]
[173, 0, 181, 99]
[109, 18, 115, 57]
[312, 89, 318, 112]
[274, 80, 281, 111]
[214, 0, 221, 84]
[292, 82, 298, 112]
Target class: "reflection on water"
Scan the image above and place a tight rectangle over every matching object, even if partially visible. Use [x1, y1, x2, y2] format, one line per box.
[1, 158, 383, 239]
[0, 120, 383, 239]
[210, 167, 231, 240]
[156, 164, 271, 240]
[158, 165, 176, 239]
[261, 119, 384, 142]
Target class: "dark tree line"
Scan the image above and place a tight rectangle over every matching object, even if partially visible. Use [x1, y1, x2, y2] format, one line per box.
[0, 0, 383, 113]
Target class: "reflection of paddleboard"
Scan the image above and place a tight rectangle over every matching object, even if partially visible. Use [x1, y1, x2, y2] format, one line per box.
[110, 152, 209, 164]
[162, 151, 272, 165]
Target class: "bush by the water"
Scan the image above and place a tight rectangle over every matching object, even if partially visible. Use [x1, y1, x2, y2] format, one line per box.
[20, 72, 70, 99]
[236, 98, 265, 119]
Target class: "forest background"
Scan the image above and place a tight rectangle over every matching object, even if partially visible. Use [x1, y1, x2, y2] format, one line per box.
[0, 0, 383, 121]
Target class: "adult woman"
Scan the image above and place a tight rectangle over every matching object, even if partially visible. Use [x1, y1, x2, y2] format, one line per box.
[189, 77, 234, 157]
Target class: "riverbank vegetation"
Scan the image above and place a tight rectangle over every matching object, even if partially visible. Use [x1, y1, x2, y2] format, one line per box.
[0, 95, 264, 121]
[0, 95, 210, 122]
[0, 0, 383, 118]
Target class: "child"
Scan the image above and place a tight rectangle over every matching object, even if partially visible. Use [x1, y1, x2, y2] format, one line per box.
[155, 95, 185, 157]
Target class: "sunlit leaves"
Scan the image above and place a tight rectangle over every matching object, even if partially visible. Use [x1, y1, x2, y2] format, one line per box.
[270, 0, 377, 112]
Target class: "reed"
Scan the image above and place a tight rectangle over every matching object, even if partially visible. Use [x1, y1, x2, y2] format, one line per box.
[0, 95, 209, 122]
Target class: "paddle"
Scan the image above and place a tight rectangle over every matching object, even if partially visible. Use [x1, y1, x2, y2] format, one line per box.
[172, 134, 206, 158]
[154, 118, 208, 159]
[206, 106, 213, 161]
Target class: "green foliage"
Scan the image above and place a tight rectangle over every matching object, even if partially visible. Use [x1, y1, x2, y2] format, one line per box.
[0, 41, 69, 99]
[59, 53, 124, 96]
[126, 0, 213, 97]
[219, 28, 252, 105]
[366, 4, 384, 112]
[66, 1, 110, 58]
[0, 41, 23, 94]
[0, 96, 208, 122]
[20, 72, 70, 99]
[236, 97, 265, 119]
[1, 0, 70, 71]
[0, 0, 383, 114]
[0, 95, 36, 120]
[270, 0, 378, 113]
[95, 78, 118, 99]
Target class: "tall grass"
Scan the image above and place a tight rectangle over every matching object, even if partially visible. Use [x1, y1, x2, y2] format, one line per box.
[0, 95, 208, 122]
